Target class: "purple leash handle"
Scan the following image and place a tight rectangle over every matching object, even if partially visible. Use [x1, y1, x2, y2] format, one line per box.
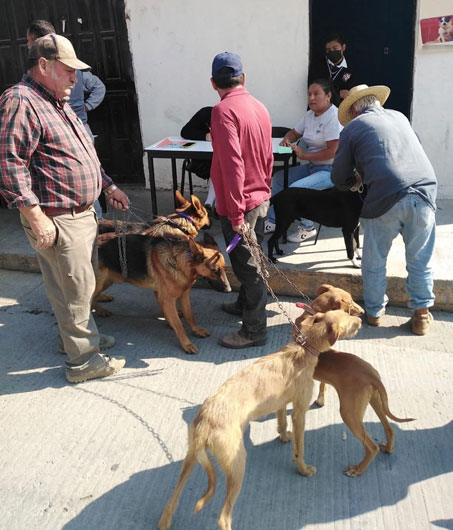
[226, 233, 242, 254]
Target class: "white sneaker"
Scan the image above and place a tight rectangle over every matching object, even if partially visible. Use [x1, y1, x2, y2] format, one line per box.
[287, 227, 317, 243]
[264, 221, 276, 234]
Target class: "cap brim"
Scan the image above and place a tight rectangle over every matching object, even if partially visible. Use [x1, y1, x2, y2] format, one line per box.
[58, 58, 91, 71]
[338, 86, 390, 126]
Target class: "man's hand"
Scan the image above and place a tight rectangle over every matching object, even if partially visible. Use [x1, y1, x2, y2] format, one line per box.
[107, 187, 129, 210]
[232, 223, 247, 234]
[33, 217, 57, 249]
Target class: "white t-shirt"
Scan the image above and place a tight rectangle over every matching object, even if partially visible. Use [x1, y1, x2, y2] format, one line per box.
[293, 104, 342, 164]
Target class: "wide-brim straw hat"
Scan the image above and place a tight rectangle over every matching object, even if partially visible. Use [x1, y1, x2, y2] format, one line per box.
[338, 84, 391, 126]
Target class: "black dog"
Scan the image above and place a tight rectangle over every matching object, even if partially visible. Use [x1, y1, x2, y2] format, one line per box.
[267, 187, 365, 267]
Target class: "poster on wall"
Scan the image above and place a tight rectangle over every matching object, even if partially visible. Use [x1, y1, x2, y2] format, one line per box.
[420, 15, 453, 44]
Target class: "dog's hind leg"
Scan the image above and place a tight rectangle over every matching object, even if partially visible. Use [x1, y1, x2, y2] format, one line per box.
[216, 440, 246, 530]
[369, 389, 395, 454]
[353, 225, 362, 260]
[178, 289, 210, 338]
[343, 227, 361, 268]
[158, 449, 198, 530]
[338, 389, 379, 477]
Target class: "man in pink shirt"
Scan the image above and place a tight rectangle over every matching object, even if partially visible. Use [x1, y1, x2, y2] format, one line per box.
[210, 52, 273, 348]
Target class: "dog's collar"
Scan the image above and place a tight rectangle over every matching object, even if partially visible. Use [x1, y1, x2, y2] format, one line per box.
[154, 215, 195, 236]
[177, 212, 196, 226]
[294, 333, 321, 357]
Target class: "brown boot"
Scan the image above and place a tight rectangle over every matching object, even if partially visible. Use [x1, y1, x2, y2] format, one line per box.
[365, 313, 383, 326]
[411, 309, 433, 335]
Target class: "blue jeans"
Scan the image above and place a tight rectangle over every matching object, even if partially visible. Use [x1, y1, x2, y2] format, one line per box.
[267, 163, 333, 228]
[361, 193, 436, 317]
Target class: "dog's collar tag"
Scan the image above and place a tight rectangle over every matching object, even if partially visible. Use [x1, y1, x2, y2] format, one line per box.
[296, 302, 316, 315]
[177, 212, 196, 226]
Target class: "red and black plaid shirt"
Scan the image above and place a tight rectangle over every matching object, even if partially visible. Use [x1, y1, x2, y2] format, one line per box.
[0, 75, 113, 209]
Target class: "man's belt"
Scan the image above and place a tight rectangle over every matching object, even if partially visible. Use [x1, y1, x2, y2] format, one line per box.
[42, 204, 93, 216]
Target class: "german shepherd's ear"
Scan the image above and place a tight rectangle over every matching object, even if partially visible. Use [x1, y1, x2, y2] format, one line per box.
[175, 190, 190, 209]
[190, 194, 204, 214]
[202, 232, 218, 249]
[188, 237, 205, 263]
[316, 284, 333, 296]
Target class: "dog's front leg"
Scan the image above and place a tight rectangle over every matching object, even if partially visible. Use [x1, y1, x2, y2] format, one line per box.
[158, 294, 198, 354]
[291, 391, 316, 477]
[178, 289, 210, 338]
[277, 407, 292, 442]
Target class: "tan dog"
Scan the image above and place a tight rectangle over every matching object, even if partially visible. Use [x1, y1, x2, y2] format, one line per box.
[279, 284, 414, 477]
[158, 310, 362, 530]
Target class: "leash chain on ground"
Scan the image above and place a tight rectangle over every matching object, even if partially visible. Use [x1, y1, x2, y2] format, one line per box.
[241, 227, 315, 349]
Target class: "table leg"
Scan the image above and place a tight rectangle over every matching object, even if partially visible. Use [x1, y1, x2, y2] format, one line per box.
[147, 153, 158, 217]
[283, 157, 289, 243]
[171, 158, 178, 208]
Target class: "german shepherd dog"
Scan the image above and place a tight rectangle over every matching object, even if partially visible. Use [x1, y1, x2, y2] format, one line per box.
[93, 232, 231, 354]
[267, 187, 364, 267]
[96, 191, 211, 306]
[98, 190, 211, 238]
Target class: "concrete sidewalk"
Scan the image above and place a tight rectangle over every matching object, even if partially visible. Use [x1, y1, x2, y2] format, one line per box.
[0, 186, 452, 309]
[1, 267, 452, 530]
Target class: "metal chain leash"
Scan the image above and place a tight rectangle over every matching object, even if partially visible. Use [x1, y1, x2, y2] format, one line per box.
[111, 207, 132, 278]
[240, 226, 317, 350]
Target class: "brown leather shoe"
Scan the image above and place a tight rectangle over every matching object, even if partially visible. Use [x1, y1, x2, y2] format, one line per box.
[411, 310, 433, 335]
[365, 313, 382, 326]
[219, 333, 267, 349]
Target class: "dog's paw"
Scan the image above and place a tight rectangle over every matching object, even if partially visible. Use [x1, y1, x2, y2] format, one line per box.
[379, 441, 394, 454]
[315, 396, 325, 407]
[276, 249, 284, 256]
[278, 431, 292, 443]
[96, 293, 114, 303]
[344, 465, 364, 477]
[297, 463, 317, 477]
[182, 341, 198, 354]
[192, 326, 211, 338]
[268, 255, 277, 263]
[351, 258, 361, 269]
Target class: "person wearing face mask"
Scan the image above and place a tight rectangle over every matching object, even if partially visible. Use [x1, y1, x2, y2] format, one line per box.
[308, 31, 354, 107]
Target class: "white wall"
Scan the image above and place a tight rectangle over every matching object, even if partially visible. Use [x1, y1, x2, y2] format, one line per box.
[412, 0, 453, 198]
[124, 0, 309, 189]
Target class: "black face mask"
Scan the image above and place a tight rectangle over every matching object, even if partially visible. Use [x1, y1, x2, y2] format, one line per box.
[326, 50, 343, 64]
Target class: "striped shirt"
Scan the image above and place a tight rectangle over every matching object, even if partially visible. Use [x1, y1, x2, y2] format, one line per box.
[0, 75, 112, 209]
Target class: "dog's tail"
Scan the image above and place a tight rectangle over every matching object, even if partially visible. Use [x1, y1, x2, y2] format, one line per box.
[193, 448, 216, 513]
[375, 379, 415, 423]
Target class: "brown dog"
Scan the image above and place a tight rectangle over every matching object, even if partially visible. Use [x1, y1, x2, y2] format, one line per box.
[93, 232, 231, 353]
[279, 283, 414, 477]
[158, 310, 362, 530]
[98, 190, 210, 238]
[96, 191, 211, 306]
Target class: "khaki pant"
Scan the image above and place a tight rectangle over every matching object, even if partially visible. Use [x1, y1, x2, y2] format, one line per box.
[21, 208, 100, 364]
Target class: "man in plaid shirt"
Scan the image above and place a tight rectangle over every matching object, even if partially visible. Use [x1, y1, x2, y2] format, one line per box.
[0, 34, 128, 383]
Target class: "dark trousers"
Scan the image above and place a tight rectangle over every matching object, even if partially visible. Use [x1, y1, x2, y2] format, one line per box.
[220, 200, 269, 340]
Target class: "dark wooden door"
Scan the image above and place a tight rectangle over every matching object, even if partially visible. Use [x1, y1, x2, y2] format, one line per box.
[0, 0, 144, 184]
[310, 0, 417, 119]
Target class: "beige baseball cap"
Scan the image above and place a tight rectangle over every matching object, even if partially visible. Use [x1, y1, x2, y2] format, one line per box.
[29, 33, 90, 71]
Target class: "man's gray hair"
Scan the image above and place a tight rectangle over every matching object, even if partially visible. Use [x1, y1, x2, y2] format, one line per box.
[351, 95, 379, 115]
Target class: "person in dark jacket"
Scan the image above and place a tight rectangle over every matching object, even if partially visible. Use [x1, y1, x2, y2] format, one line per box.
[180, 106, 216, 209]
[308, 31, 355, 107]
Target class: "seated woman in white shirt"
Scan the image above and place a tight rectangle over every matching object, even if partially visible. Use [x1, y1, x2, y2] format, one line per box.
[265, 78, 342, 242]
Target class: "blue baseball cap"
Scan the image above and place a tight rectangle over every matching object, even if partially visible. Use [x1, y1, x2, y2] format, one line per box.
[211, 52, 243, 79]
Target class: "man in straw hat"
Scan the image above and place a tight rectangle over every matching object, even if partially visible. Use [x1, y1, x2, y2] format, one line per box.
[0, 34, 128, 381]
[331, 84, 437, 335]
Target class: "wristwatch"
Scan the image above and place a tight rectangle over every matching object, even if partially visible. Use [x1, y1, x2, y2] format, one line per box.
[105, 184, 118, 196]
